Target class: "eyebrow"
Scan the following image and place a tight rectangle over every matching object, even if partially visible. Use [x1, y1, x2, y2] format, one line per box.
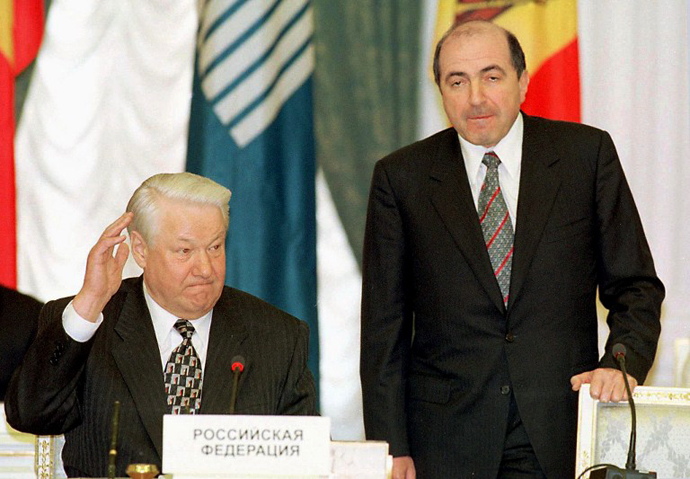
[444, 64, 507, 82]
[481, 64, 506, 75]
[175, 231, 226, 244]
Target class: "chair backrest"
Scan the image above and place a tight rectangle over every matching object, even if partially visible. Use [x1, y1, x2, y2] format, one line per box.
[0, 403, 36, 479]
[0, 402, 68, 479]
[35, 435, 66, 479]
[674, 337, 690, 386]
[576, 384, 690, 478]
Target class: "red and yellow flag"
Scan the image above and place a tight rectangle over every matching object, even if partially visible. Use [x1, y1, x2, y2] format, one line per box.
[0, 0, 44, 288]
[435, 0, 580, 123]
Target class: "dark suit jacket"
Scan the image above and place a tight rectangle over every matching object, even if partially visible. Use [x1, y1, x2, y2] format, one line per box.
[360, 115, 664, 479]
[0, 286, 43, 400]
[5, 276, 317, 477]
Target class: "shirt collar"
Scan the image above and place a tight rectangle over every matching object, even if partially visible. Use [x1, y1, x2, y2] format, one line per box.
[458, 112, 524, 182]
[142, 281, 213, 350]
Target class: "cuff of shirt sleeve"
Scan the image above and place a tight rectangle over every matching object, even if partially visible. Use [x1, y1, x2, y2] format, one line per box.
[62, 300, 104, 342]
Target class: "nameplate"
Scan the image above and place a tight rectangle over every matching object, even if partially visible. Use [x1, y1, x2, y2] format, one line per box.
[162, 415, 331, 477]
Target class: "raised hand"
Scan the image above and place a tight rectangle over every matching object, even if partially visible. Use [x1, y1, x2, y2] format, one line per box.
[72, 212, 133, 322]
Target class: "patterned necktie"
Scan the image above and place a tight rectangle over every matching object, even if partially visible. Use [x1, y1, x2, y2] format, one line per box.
[478, 152, 514, 305]
[164, 320, 203, 414]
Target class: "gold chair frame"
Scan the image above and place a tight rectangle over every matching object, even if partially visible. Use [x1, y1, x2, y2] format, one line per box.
[576, 384, 690, 478]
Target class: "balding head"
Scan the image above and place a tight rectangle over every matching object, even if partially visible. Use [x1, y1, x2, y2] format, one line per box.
[433, 20, 526, 87]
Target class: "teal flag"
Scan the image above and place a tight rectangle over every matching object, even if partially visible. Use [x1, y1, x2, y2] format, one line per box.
[186, 0, 318, 390]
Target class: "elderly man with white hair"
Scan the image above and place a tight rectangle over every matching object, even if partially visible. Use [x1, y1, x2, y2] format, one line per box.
[6, 172, 318, 478]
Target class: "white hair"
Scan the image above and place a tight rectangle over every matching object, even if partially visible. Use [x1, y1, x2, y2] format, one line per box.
[126, 172, 231, 244]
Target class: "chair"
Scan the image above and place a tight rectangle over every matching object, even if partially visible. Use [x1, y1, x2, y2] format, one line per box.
[576, 384, 690, 478]
[0, 403, 36, 479]
[674, 338, 690, 387]
[0, 402, 68, 479]
[35, 435, 66, 479]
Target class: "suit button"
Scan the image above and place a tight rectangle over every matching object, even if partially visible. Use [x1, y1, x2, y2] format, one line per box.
[49, 357, 59, 365]
[501, 385, 511, 395]
[505, 332, 515, 342]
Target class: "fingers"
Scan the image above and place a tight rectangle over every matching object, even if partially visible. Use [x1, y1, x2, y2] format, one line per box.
[570, 371, 592, 391]
[94, 212, 133, 256]
[87, 213, 132, 266]
[76, 213, 134, 321]
[90, 236, 128, 264]
[622, 375, 638, 401]
[587, 368, 637, 403]
[570, 375, 582, 391]
[589, 372, 611, 402]
[114, 241, 130, 272]
[103, 212, 134, 238]
[392, 456, 416, 479]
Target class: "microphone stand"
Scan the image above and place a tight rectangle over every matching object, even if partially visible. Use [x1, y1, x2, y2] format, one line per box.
[108, 400, 121, 479]
[588, 345, 656, 479]
[229, 355, 245, 414]
[615, 351, 637, 471]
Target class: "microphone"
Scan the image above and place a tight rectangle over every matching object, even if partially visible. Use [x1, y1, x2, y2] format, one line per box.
[586, 345, 656, 479]
[229, 355, 245, 414]
[107, 400, 121, 479]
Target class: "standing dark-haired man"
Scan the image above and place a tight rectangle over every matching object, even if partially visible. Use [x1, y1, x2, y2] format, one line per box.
[361, 20, 663, 479]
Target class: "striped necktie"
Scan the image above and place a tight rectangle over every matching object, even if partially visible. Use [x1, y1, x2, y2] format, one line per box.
[478, 152, 514, 306]
[164, 320, 203, 414]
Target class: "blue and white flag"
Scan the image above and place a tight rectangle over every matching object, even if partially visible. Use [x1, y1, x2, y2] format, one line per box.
[186, 0, 318, 386]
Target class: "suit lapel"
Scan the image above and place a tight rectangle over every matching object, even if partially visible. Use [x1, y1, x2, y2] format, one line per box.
[111, 284, 249, 458]
[429, 129, 506, 312]
[111, 281, 168, 459]
[199, 289, 249, 414]
[509, 115, 562, 307]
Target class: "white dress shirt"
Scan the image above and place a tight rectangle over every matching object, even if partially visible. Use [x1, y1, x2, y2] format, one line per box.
[458, 112, 524, 227]
[62, 282, 213, 371]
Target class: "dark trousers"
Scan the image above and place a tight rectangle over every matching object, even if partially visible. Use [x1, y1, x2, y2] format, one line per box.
[497, 393, 547, 479]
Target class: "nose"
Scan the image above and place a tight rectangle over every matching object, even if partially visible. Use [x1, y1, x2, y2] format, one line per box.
[469, 82, 485, 105]
[193, 251, 212, 278]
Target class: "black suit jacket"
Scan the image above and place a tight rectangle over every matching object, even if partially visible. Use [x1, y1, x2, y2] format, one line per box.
[360, 115, 664, 479]
[5, 277, 317, 477]
[0, 287, 43, 400]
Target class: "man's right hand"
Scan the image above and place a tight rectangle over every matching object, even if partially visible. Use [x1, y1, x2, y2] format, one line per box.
[73, 212, 133, 322]
[392, 456, 416, 479]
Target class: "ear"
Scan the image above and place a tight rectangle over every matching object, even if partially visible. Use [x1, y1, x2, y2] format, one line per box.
[519, 70, 529, 104]
[130, 230, 148, 270]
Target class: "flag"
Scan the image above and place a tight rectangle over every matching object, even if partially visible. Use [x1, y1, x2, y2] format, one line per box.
[0, 0, 43, 288]
[15, 2, 194, 301]
[435, 0, 580, 122]
[186, 0, 319, 387]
